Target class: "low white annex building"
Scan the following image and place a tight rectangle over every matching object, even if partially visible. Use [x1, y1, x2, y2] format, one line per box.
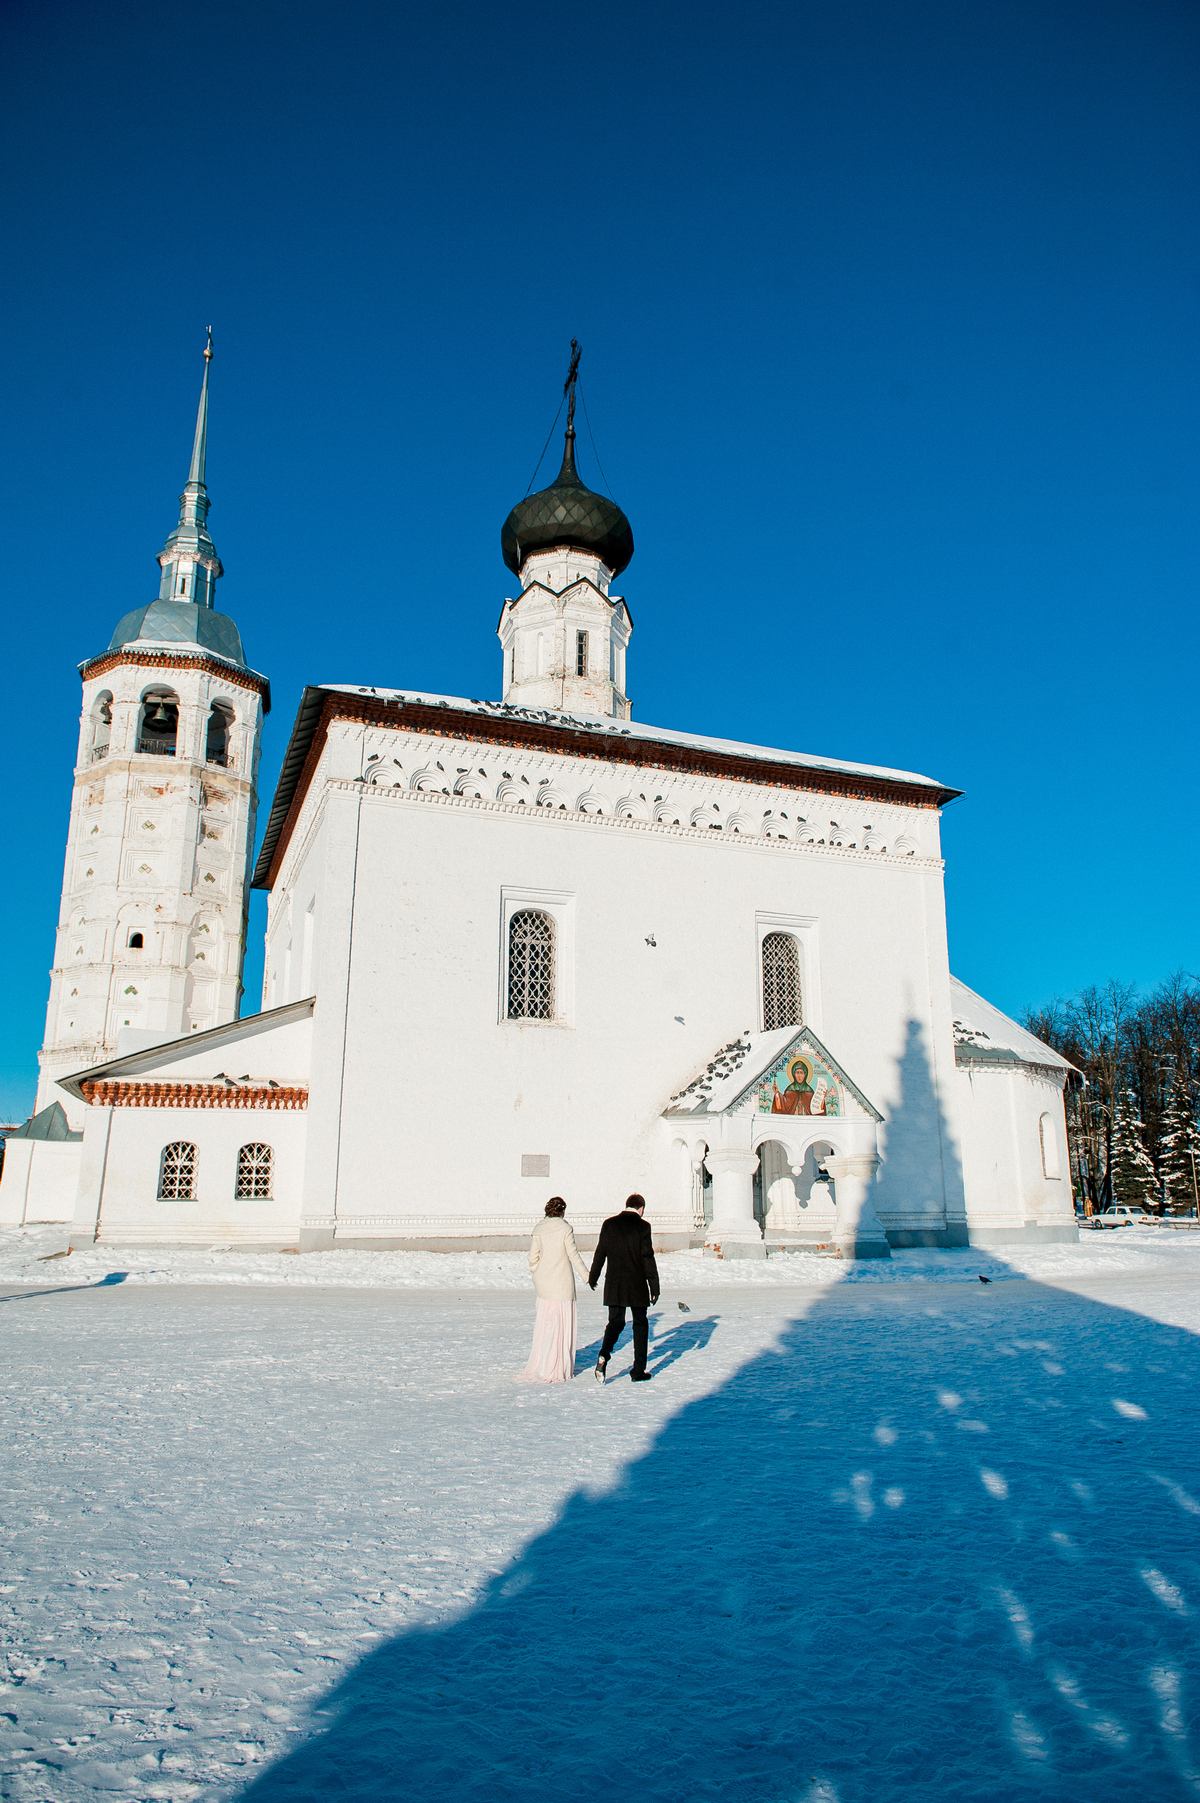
[1, 345, 1078, 1256]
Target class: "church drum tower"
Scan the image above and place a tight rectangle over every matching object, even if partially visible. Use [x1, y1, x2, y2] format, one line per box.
[497, 342, 635, 719]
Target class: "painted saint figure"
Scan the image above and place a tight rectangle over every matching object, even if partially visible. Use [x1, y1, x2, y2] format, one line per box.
[772, 1055, 817, 1115]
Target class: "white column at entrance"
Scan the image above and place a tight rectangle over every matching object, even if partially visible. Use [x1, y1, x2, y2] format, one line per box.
[703, 1148, 765, 1260]
[825, 1154, 891, 1259]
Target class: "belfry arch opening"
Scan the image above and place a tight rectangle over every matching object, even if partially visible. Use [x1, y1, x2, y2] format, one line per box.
[138, 688, 180, 757]
[89, 691, 112, 763]
[206, 701, 233, 767]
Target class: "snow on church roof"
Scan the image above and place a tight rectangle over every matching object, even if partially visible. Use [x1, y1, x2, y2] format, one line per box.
[319, 687, 950, 791]
[664, 1024, 883, 1119]
[254, 685, 959, 889]
[950, 977, 1077, 1075]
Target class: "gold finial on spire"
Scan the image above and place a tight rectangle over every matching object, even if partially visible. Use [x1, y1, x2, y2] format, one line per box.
[204, 325, 214, 362]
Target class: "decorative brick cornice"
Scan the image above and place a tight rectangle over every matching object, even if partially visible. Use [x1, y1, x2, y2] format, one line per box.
[81, 1080, 306, 1110]
[255, 690, 956, 890]
[78, 648, 271, 710]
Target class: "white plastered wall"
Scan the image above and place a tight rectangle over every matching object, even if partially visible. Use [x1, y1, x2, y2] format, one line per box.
[68, 1009, 311, 1248]
[953, 1060, 1077, 1244]
[0, 1140, 84, 1226]
[267, 718, 964, 1250]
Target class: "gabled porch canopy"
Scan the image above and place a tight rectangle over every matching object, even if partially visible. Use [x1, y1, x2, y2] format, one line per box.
[664, 1026, 890, 1261]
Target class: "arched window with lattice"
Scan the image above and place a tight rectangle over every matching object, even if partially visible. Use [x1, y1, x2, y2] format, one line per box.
[158, 1141, 197, 1200]
[236, 1142, 273, 1199]
[762, 932, 802, 1031]
[508, 910, 556, 1019]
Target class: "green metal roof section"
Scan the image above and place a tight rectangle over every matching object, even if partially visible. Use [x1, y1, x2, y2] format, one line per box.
[502, 430, 634, 578]
[106, 599, 247, 666]
[7, 1101, 83, 1142]
[55, 997, 316, 1103]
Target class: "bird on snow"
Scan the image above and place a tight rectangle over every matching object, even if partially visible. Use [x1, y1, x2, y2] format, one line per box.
[677, 1301, 691, 1312]
[978, 1274, 992, 1284]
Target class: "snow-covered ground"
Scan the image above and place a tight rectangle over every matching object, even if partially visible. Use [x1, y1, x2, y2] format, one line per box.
[3, 1232, 1200, 1801]
[5, 1222, 1200, 1290]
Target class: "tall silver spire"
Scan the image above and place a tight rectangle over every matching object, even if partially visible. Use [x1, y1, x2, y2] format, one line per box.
[156, 329, 223, 608]
[187, 327, 212, 486]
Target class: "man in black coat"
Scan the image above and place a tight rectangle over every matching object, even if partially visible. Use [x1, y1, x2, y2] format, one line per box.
[588, 1194, 660, 1383]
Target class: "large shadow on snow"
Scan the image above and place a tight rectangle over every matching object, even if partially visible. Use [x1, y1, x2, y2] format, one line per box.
[241, 1269, 1200, 1803]
[874, 1015, 964, 1237]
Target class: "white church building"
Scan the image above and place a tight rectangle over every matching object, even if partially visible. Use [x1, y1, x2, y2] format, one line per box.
[0, 343, 1079, 1257]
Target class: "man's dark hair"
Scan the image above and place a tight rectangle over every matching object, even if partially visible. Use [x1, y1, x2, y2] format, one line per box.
[544, 1196, 567, 1217]
[625, 1193, 646, 1212]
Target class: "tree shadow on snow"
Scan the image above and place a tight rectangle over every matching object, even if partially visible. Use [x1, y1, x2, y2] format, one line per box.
[241, 1274, 1200, 1803]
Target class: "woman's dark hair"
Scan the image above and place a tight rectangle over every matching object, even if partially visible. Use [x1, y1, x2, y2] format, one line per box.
[544, 1196, 567, 1217]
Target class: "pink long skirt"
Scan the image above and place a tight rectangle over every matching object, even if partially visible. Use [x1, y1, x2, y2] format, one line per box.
[516, 1298, 578, 1383]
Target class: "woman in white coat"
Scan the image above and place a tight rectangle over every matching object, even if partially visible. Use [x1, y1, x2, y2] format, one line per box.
[517, 1197, 592, 1383]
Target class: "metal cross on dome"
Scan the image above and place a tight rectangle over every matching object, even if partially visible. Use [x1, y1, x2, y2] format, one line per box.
[563, 338, 581, 432]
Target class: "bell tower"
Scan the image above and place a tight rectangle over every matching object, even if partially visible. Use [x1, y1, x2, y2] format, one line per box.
[498, 342, 635, 720]
[36, 334, 270, 1125]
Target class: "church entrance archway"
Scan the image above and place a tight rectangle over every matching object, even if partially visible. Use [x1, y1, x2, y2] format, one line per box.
[757, 1139, 796, 1230]
[757, 1138, 840, 1240]
[798, 1140, 838, 1234]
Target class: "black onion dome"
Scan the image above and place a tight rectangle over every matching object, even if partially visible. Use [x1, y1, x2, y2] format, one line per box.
[501, 431, 634, 578]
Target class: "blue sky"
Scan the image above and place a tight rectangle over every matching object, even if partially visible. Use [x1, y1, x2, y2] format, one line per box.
[2, 0, 1197, 1120]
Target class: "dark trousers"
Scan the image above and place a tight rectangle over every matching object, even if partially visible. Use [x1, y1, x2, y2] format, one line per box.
[600, 1304, 649, 1373]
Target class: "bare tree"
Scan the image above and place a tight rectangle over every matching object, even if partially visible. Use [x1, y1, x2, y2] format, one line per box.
[1024, 972, 1200, 1214]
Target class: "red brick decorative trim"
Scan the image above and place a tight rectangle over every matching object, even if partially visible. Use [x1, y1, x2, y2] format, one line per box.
[78, 649, 271, 710]
[81, 1080, 306, 1110]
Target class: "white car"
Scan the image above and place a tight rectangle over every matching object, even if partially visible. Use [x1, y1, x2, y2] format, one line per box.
[1094, 1205, 1154, 1228]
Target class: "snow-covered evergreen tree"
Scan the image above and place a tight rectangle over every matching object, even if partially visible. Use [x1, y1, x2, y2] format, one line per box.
[1160, 1068, 1200, 1215]
[1109, 1089, 1159, 1210]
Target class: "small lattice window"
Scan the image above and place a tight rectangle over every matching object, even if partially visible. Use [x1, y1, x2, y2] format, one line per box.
[762, 933, 802, 1031]
[158, 1141, 197, 1200]
[236, 1142, 273, 1199]
[508, 910, 555, 1020]
[576, 630, 588, 676]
